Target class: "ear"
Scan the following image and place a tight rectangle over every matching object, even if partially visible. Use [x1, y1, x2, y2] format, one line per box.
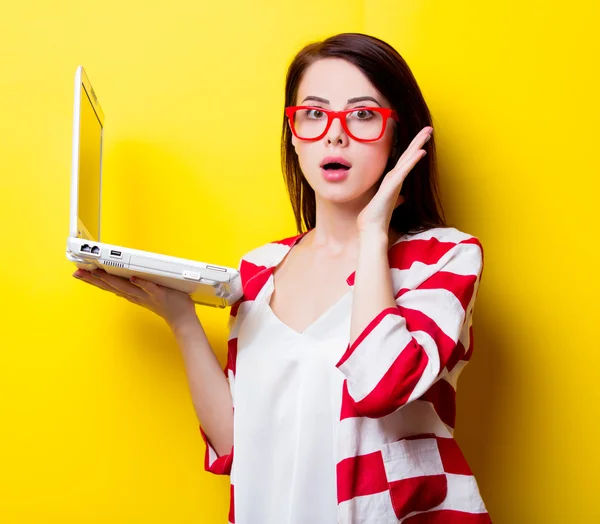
[288, 118, 298, 149]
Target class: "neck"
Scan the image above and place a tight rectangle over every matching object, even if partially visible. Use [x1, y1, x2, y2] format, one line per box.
[303, 192, 396, 256]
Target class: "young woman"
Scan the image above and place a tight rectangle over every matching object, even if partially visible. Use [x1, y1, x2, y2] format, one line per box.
[74, 33, 491, 524]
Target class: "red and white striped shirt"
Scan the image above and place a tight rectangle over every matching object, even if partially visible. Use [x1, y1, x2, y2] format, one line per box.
[200, 226, 491, 523]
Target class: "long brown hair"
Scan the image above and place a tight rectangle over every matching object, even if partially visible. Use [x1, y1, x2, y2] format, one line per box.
[281, 32, 447, 235]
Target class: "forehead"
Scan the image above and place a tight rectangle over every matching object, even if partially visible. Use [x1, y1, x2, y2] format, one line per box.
[297, 58, 382, 104]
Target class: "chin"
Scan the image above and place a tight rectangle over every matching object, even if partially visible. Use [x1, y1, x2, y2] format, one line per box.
[312, 180, 371, 205]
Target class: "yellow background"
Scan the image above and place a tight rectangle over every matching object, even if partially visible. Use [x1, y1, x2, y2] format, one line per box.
[1, 1, 598, 522]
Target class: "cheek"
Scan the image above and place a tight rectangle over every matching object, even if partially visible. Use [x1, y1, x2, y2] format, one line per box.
[356, 140, 394, 180]
[294, 143, 320, 176]
[373, 127, 397, 174]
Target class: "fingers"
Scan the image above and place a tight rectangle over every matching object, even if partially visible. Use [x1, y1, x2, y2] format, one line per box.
[409, 126, 434, 151]
[74, 270, 124, 295]
[90, 270, 148, 300]
[73, 270, 146, 301]
[130, 276, 163, 299]
[76, 275, 144, 306]
[387, 127, 431, 184]
[395, 126, 433, 168]
[377, 128, 431, 202]
[405, 128, 432, 161]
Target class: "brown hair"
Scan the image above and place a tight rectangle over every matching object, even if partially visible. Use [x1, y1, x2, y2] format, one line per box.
[280, 32, 447, 235]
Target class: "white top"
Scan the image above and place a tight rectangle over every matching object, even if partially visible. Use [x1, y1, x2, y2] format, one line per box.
[233, 272, 352, 524]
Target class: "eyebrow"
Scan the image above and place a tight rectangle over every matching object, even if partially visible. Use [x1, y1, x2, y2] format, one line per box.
[301, 95, 382, 107]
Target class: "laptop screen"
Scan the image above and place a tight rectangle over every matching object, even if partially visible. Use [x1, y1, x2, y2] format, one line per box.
[77, 84, 102, 241]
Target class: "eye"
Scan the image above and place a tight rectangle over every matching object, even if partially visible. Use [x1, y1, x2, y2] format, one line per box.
[349, 109, 374, 120]
[305, 108, 325, 119]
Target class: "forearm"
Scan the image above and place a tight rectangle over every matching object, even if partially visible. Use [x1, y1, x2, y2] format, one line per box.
[170, 316, 233, 458]
[349, 230, 397, 346]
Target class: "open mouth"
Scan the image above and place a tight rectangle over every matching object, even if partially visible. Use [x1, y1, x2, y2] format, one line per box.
[322, 163, 351, 171]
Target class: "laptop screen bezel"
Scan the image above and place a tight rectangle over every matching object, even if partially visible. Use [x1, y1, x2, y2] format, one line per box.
[69, 66, 105, 242]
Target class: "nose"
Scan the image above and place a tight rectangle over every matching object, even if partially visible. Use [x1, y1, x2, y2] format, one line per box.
[325, 115, 349, 146]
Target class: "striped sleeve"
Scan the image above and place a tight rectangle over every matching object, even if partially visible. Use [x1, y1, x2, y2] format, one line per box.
[198, 260, 246, 476]
[336, 236, 484, 419]
[199, 424, 234, 475]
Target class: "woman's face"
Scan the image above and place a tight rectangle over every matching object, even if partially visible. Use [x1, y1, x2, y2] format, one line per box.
[290, 58, 396, 205]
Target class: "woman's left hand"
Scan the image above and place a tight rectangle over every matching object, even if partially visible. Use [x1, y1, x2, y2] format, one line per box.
[356, 126, 433, 235]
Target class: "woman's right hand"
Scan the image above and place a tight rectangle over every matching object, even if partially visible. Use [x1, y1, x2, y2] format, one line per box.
[73, 269, 197, 330]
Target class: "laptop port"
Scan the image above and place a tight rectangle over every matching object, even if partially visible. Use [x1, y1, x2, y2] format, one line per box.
[207, 265, 227, 272]
[81, 244, 91, 253]
[110, 250, 122, 258]
[91, 246, 100, 255]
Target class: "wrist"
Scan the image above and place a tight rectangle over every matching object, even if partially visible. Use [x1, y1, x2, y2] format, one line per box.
[358, 229, 389, 252]
[168, 313, 202, 339]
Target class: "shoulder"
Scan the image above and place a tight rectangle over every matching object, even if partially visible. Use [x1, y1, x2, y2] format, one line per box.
[238, 232, 304, 275]
[236, 232, 305, 300]
[390, 226, 483, 275]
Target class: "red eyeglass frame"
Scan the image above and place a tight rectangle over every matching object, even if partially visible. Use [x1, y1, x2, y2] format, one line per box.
[285, 105, 399, 142]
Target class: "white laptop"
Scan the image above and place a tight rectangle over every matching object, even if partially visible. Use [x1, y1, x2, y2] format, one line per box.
[66, 66, 242, 308]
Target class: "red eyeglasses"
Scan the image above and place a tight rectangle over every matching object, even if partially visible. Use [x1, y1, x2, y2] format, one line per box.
[285, 106, 399, 142]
